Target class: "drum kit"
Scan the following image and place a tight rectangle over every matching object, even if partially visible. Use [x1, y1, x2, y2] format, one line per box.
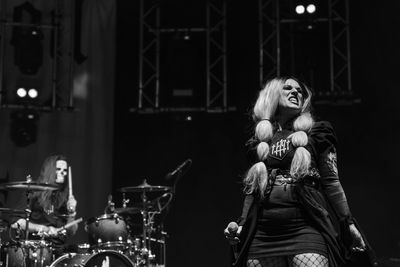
[0, 178, 173, 267]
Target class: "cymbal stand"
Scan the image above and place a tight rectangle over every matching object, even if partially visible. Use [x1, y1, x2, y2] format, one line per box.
[24, 192, 32, 241]
[0, 220, 7, 267]
[23, 176, 34, 267]
[148, 192, 173, 267]
[141, 189, 156, 267]
[122, 193, 129, 208]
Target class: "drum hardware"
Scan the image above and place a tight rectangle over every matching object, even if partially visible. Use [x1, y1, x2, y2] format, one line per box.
[117, 179, 173, 267]
[3, 239, 55, 267]
[104, 194, 116, 214]
[77, 243, 91, 254]
[118, 180, 171, 194]
[0, 177, 61, 239]
[0, 208, 26, 216]
[50, 250, 135, 267]
[29, 218, 83, 239]
[114, 207, 141, 215]
[85, 213, 129, 251]
[0, 178, 61, 192]
[122, 193, 129, 208]
[0, 176, 62, 267]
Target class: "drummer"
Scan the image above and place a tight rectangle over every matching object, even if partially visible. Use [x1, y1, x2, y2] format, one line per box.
[10, 155, 78, 252]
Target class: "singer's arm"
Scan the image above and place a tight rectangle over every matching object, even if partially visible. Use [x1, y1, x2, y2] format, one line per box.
[236, 194, 254, 226]
[224, 194, 254, 244]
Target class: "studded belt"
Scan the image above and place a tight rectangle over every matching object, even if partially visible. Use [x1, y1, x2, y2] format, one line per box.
[274, 176, 295, 185]
[269, 168, 320, 188]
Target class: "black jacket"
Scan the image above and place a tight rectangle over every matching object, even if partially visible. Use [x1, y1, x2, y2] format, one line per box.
[231, 121, 376, 267]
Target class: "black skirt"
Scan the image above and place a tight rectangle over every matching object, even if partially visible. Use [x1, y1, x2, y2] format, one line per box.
[248, 184, 327, 258]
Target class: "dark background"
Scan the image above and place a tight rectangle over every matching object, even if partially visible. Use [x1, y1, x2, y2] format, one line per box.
[113, 1, 400, 266]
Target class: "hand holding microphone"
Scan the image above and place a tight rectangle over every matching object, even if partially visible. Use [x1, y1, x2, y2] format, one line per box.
[224, 221, 242, 245]
[224, 222, 242, 260]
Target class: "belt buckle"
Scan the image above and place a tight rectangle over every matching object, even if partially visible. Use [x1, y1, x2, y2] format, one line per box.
[275, 175, 293, 185]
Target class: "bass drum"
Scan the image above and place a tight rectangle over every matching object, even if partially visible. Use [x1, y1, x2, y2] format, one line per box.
[50, 250, 135, 267]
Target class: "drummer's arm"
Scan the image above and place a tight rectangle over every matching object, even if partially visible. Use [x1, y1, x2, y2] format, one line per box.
[11, 218, 55, 233]
[64, 214, 78, 236]
[64, 195, 78, 236]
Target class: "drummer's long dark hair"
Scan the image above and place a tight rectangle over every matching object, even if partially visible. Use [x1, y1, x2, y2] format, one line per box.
[33, 155, 69, 211]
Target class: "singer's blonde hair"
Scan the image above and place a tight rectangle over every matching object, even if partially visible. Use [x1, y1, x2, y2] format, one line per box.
[244, 77, 314, 198]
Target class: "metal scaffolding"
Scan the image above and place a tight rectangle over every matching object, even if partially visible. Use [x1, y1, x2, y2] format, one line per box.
[258, 0, 354, 101]
[138, 0, 160, 110]
[0, 0, 75, 110]
[136, 0, 230, 113]
[328, 0, 352, 96]
[258, 0, 279, 89]
[206, 0, 227, 112]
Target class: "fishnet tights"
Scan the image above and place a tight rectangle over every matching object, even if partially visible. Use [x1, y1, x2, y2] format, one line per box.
[247, 257, 287, 267]
[247, 253, 328, 267]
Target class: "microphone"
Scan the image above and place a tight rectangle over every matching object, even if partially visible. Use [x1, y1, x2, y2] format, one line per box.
[165, 159, 192, 180]
[227, 222, 239, 260]
[227, 222, 238, 234]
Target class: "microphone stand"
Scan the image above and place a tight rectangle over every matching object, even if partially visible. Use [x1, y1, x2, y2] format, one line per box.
[161, 162, 190, 267]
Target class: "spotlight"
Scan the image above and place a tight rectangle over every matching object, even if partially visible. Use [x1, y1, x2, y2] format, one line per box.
[306, 4, 316, 14]
[16, 88, 27, 98]
[28, 88, 38, 99]
[15, 86, 40, 104]
[183, 30, 190, 41]
[295, 5, 305, 14]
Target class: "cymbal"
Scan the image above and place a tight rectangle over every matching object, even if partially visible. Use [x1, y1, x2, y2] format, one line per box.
[0, 181, 60, 191]
[114, 207, 141, 215]
[114, 202, 156, 214]
[0, 207, 26, 215]
[118, 180, 171, 193]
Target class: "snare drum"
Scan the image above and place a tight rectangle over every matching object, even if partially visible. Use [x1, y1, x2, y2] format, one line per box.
[85, 213, 129, 249]
[50, 250, 135, 267]
[3, 240, 54, 267]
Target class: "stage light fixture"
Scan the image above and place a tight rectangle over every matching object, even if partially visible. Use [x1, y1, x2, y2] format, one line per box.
[306, 4, 316, 14]
[295, 5, 305, 14]
[16, 88, 27, 98]
[11, 2, 44, 75]
[28, 88, 38, 99]
[15, 86, 40, 104]
[183, 31, 190, 41]
[10, 109, 39, 147]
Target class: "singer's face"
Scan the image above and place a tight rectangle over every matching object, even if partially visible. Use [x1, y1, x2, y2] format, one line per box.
[55, 160, 67, 184]
[278, 79, 304, 112]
